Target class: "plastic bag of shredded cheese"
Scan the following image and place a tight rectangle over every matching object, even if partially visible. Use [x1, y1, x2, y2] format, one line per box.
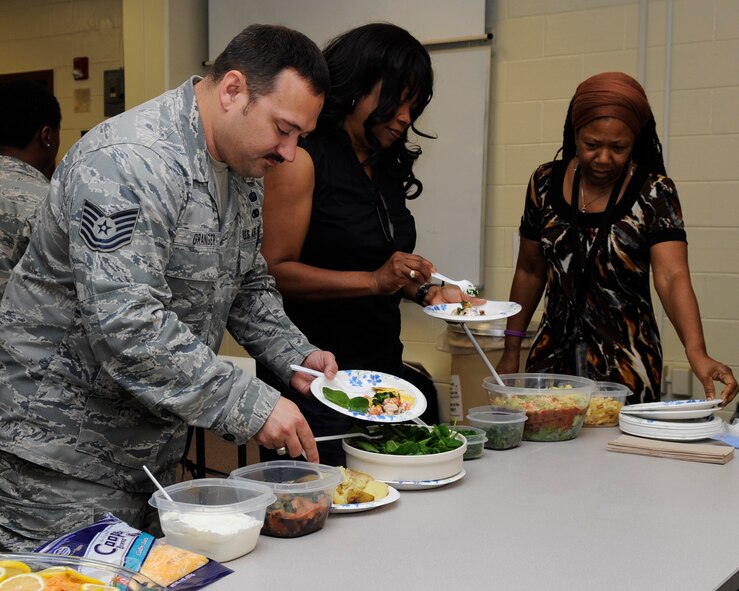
[34, 513, 233, 590]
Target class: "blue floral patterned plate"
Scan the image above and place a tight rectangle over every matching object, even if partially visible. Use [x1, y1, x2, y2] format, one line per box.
[310, 369, 428, 423]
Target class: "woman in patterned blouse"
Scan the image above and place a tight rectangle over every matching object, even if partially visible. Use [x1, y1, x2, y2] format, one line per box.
[498, 72, 736, 406]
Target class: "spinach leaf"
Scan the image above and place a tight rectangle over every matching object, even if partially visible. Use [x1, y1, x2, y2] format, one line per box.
[324, 387, 370, 414]
[347, 396, 370, 413]
[323, 387, 349, 408]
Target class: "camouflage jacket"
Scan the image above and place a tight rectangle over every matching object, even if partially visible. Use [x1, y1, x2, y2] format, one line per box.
[0, 155, 49, 297]
[0, 78, 316, 492]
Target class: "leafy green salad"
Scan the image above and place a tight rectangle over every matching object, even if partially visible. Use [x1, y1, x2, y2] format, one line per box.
[346, 424, 464, 455]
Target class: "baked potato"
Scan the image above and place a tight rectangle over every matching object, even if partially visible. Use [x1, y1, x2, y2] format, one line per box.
[333, 466, 388, 504]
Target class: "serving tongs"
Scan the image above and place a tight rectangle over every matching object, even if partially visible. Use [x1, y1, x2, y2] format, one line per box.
[314, 431, 384, 443]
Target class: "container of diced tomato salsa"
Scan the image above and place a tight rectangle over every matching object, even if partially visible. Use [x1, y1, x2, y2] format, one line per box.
[483, 373, 595, 442]
[230, 461, 342, 538]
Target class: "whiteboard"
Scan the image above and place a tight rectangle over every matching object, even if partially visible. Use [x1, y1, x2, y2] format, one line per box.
[208, 0, 486, 59]
[208, 0, 488, 284]
[409, 46, 489, 285]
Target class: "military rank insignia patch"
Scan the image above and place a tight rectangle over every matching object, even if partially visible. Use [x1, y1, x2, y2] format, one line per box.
[80, 200, 140, 252]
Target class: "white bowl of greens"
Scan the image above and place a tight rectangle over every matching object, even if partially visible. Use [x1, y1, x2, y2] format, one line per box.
[342, 424, 467, 482]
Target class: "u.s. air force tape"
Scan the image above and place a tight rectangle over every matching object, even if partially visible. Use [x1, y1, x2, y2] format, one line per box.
[80, 200, 140, 252]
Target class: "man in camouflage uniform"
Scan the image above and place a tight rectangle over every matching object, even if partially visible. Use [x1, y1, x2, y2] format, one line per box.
[0, 80, 61, 297]
[0, 25, 336, 550]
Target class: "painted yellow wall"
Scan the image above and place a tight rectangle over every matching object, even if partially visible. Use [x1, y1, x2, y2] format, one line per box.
[0, 0, 123, 158]
[121, 0, 166, 107]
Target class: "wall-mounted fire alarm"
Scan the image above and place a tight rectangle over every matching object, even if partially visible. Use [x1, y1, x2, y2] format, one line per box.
[73, 57, 89, 80]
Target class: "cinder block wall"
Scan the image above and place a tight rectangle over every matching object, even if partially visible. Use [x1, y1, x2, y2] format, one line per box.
[401, 0, 739, 414]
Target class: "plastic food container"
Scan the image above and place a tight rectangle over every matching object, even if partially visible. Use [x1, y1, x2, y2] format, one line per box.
[230, 461, 342, 538]
[443, 424, 487, 459]
[342, 431, 466, 482]
[583, 381, 632, 427]
[466, 407, 528, 450]
[0, 553, 165, 591]
[484, 373, 595, 442]
[148, 478, 275, 562]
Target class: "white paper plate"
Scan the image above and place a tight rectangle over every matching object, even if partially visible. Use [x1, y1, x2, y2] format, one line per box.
[619, 414, 723, 441]
[379, 468, 466, 491]
[619, 414, 723, 430]
[619, 407, 720, 420]
[330, 485, 400, 514]
[423, 301, 522, 324]
[310, 370, 427, 423]
[621, 399, 721, 414]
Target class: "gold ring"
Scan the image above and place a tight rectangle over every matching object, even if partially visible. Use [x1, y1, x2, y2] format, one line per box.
[409, 270, 417, 279]
[276, 446, 287, 456]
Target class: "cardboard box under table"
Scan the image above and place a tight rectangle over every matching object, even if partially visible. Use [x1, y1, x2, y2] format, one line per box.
[443, 321, 532, 421]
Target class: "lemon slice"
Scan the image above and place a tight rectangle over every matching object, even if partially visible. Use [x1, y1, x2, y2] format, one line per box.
[80, 585, 118, 591]
[0, 565, 30, 577]
[34, 568, 66, 578]
[59, 570, 104, 586]
[0, 564, 31, 583]
[0, 573, 45, 591]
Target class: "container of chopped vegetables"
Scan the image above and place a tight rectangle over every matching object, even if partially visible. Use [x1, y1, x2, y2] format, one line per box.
[583, 381, 631, 427]
[466, 407, 527, 450]
[483, 373, 595, 442]
[342, 424, 466, 482]
[441, 424, 487, 459]
[229, 461, 342, 538]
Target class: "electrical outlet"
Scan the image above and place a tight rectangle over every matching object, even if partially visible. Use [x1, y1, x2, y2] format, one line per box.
[104, 69, 125, 117]
[671, 366, 692, 397]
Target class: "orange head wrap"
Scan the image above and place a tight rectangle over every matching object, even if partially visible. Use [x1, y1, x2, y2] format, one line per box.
[571, 72, 652, 136]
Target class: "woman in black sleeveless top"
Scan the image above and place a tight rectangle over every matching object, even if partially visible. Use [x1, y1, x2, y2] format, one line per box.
[257, 23, 477, 464]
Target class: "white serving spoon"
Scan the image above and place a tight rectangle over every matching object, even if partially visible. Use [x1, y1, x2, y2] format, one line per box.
[314, 432, 383, 443]
[431, 272, 477, 295]
[143, 465, 174, 502]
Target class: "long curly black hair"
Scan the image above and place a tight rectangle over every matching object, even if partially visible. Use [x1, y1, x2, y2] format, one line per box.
[315, 22, 435, 199]
[558, 97, 667, 176]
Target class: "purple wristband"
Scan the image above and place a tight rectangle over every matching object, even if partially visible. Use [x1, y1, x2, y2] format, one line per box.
[504, 329, 526, 338]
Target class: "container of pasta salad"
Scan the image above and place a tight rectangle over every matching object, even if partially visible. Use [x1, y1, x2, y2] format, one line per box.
[583, 381, 631, 427]
[483, 373, 595, 442]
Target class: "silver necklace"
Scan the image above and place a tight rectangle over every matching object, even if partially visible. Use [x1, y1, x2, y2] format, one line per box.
[576, 162, 635, 212]
[579, 184, 608, 213]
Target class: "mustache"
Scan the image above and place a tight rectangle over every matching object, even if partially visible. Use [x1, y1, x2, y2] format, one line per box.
[266, 153, 285, 163]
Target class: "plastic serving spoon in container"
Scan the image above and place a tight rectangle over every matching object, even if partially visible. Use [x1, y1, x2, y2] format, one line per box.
[143, 465, 174, 502]
[314, 432, 383, 443]
[431, 272, 478, 296]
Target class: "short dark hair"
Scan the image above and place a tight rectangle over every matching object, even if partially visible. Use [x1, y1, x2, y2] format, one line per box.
[316, 23, 434, 198]
[0, 80, 61, 148]
[209, 24, 329, 99]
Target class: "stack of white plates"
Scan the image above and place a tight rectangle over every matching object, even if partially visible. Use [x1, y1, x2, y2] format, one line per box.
[619, 399, 723, 441]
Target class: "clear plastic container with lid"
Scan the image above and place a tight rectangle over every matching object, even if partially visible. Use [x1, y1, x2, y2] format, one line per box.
[483, 373, 595, 441]
[230, 460, 342, 538]
[148, 478, 275, 562]
[583, 381, 631, 427]
[466, 407, 527, 450]
[442, 423, 487, 459]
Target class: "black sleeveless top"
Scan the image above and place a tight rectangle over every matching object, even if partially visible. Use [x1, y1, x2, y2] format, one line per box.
[283, 128, 416, 375]
[255, 129, 418, 463]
